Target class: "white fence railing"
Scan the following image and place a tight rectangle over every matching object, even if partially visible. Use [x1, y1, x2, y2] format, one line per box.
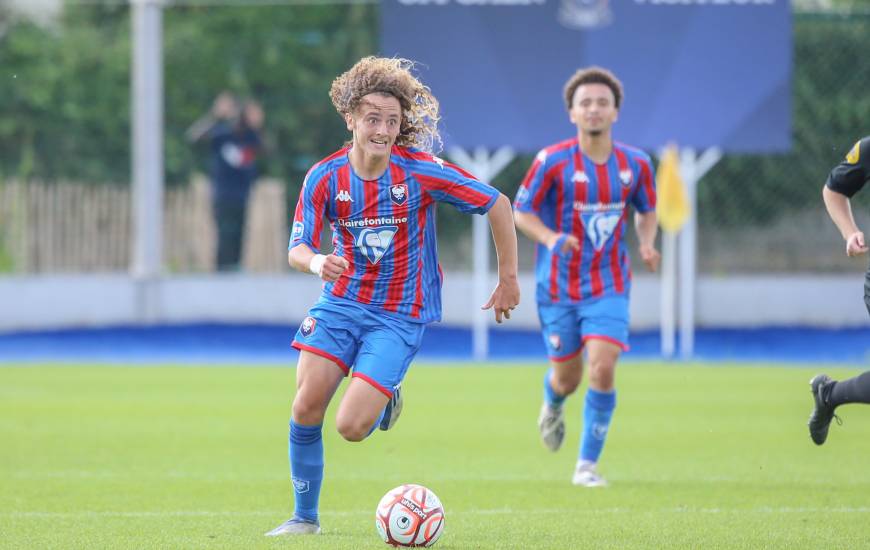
[0, 177, 287, 273]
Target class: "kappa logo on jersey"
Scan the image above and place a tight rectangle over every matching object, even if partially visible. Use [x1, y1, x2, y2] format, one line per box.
[300, 316, 317, 337]
[291, 221, 304, 241]
[347, 225, 399, 265]
[572, 171, 589, 184]
[846, 141, 861, 164]
[619, 169, 633, 186]
[536, 149, 548, 164]
[582, 212, 621, 251]
[390, 184, 408, 206]
[336, 190, 354, 203]
[432, 156, 445, 169]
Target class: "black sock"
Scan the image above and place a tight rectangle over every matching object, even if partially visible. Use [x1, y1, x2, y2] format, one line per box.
[829, 371, 870, 408]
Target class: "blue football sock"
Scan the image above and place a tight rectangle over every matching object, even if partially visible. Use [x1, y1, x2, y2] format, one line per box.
[579, 388, 616, 463]
[289, 420, 323, 522]
[543, 368, 567, 408]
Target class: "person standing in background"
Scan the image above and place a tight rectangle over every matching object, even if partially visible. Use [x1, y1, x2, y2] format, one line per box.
[187, 91, 264, 271]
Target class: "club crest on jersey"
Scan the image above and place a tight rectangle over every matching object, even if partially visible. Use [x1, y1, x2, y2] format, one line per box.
[619, 169, 633, 186]
[390, 184, 408, 205]
[582, 212, 621, 251]
[572, 171, 589, 184]
[548, 333, 562, 351]
[300, 316, 316, 337]
[347, 225, 398, 265]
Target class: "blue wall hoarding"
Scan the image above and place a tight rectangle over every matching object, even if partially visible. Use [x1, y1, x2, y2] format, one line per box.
[381, 0, 791, 153]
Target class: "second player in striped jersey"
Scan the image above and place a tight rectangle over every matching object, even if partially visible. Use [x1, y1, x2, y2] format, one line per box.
[513, 66, 659, 487]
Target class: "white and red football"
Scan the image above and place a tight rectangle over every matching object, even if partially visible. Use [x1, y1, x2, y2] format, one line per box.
[375, 484, 445, 547]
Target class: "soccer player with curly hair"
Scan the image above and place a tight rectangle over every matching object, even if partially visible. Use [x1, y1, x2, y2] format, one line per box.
[266, 57, 520, 536]
[513, 66, 659, 487]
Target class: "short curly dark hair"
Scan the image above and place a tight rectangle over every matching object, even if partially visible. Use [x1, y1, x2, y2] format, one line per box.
[563, 66, 624, 111]
[329, 56, 441, 153]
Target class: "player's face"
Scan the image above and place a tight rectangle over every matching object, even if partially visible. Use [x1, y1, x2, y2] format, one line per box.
[346, 93, 402, 159]
[569, 83, 618, 136]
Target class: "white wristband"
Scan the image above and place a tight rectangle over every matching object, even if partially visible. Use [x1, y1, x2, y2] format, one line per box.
[308, 254, 326, 276]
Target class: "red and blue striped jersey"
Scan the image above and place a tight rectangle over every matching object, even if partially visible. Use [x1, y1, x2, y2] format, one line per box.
[513, 138, 656, 304]
[291, 145, 500, 323]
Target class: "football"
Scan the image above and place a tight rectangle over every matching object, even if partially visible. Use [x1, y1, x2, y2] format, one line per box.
[375, 484, 445, 547]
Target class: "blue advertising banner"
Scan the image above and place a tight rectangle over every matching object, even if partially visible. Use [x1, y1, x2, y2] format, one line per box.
[381, 0, 791, 153]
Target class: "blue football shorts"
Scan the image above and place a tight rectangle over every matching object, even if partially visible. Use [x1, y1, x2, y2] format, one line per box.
[291, 297, 425, 397]
[537, 294, 630, 362]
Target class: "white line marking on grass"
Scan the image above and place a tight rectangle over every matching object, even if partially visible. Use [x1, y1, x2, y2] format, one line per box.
[5, 507, 870, 519]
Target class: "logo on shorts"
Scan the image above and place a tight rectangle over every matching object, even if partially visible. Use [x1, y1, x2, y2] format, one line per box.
[292, 477, 310, 493]
[548, 333, 562, 351]
[390, 184, 408, 206]
[300, 316, 317, 337]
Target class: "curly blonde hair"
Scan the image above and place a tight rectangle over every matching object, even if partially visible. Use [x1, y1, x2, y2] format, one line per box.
[330, 56, 442, 154]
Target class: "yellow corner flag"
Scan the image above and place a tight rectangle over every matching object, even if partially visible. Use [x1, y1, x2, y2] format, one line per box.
[656, 144, 689, 233]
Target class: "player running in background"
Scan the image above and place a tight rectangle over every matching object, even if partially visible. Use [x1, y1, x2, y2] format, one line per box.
[266, 56, 520, 536]
[808, 136, 870, 446]
[513, 67, 658, 486]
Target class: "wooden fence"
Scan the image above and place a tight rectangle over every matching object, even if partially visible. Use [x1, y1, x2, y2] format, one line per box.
[0, 177, 288, 273]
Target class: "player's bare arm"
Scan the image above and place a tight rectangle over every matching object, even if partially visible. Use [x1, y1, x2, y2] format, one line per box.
[514, 210, 581, 254]
[288, 243, 349, 282]
[822, 185, 868, 257]
[483, 194, 521, 323]
[634, 210, 660, 272]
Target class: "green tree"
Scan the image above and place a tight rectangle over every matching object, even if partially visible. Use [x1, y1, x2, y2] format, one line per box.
[0, 2, 378, 189]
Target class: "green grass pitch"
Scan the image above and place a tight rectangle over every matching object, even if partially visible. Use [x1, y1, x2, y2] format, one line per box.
[2, 362, 870, 549]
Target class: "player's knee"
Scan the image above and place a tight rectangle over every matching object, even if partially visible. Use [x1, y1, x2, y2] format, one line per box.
[551, 356, 582, 395]
[552, 374, 580, 395]
[292, 395, 327, 426]
[588, 361, 616, 388]
[335, 417, 369, 442]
